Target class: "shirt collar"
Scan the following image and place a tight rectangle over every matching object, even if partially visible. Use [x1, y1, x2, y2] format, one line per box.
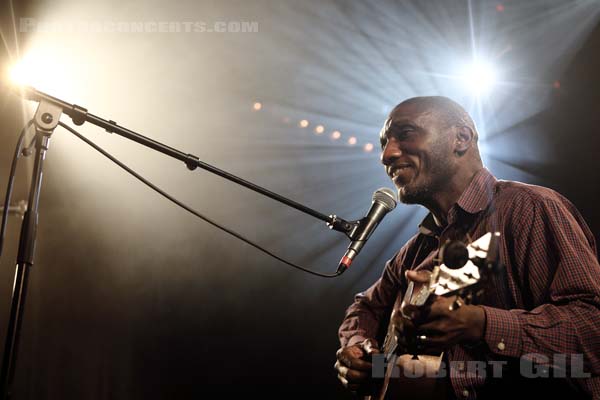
[418, 213, 442, 237]
[455, 167, 497, 214]
[418, 168, 497, 236]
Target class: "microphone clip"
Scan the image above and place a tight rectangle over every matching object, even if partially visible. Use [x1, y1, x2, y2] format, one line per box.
[326, 215, 360, 238]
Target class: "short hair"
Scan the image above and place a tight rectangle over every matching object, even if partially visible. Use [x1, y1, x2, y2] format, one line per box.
[393, 96, 479, 142]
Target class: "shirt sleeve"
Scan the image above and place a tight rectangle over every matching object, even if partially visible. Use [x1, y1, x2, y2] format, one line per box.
[338, 255, 403, 348]
[481, 191, 600, 377]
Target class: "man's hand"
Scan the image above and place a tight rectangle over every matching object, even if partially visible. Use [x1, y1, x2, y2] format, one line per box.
[403, 270, 487, 354]
[334, 339, 380, 393]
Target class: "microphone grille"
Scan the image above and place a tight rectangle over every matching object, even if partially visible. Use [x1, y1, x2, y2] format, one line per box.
[373, 187, 397, 211]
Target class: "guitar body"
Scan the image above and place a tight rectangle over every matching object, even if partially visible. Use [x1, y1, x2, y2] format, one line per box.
[368, 354, 447, 400]
[366, 232, 501, 400]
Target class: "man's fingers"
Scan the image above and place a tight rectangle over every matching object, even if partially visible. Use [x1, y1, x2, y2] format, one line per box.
[336, 347, 373, 371]
[335, 361, 370, 381]
[405, 269, 431, 283]
[427, 296, 455, 318]
[411, 296, 457, 323]
[337, 373, 349, 387]
[414, 328, 462, 353]
[335, 360, 369, 393]
[361, 338, 381, 355]
[407, 305, 435, 324]
[416, 319, 446, 334]
[341, 356, 373, 371]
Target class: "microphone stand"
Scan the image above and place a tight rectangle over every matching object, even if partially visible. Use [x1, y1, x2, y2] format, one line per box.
[0, 86, 359, 399]
[0, 201, 27, 219]
[0, 97, 62, 399]
[18, 86, 357, 234]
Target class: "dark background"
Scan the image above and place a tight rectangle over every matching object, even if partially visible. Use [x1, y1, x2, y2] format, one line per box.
[0, 1, 598, 399]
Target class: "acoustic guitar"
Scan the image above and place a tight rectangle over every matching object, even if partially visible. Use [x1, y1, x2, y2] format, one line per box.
[366, 232, 501, 400]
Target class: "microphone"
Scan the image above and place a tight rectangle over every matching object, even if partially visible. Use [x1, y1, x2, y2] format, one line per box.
[337, 188, 397, 274]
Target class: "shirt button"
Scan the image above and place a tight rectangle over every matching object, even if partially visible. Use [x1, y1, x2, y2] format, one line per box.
[497, 339, 506, 351]
[462, 389, 469, 397]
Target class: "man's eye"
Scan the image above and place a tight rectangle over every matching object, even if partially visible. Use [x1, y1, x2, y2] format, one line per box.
[380, 127, 415, 149]
[395, 129, 414, 140]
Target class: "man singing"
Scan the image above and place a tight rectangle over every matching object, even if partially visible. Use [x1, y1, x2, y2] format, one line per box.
[335, 97, 600, 399]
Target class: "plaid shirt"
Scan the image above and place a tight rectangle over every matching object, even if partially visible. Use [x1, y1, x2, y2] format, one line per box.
[338, 168, 600, 399]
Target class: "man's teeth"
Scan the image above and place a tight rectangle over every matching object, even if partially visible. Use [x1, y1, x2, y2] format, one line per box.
[392, 167, 409, 178]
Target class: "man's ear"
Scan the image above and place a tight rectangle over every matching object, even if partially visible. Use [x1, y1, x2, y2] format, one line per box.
[454, 125, 474, 155]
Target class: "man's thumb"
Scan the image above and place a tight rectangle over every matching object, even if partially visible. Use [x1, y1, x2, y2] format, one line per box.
[405, 269, 431, 283]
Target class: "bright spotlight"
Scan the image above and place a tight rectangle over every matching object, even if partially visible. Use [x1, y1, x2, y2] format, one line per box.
[8, 50, 73, 97]
[462, 60, 497, 96]
[9, 63, 29, 86]
[9, 53, 50, 87]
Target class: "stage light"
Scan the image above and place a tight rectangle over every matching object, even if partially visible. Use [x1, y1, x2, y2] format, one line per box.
[314, 125, 324, 134]
[348, 136, 357, 146]
[10, 52, 58, 90]
[331, 130, 341, 140]
[462, 60, 498, 96]
[252, 102, 262, 111]
[299, 119, 309, 128]
[364, 143, 374, 152]
[7, 49, 76, 100]
[9, 63, 28, 86]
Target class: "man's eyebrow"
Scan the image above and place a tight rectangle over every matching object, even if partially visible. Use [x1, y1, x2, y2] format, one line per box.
[389, 120, 417, 129]
[382, 121, 417, 137]
[380, 120, 419, 148]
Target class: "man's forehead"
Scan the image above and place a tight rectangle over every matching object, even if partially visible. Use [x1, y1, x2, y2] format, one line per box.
[389, 102, 435, 122]
[379, 105, 435, 138]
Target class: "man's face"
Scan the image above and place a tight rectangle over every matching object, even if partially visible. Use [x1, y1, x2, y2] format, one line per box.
[379, 103, 456, 205]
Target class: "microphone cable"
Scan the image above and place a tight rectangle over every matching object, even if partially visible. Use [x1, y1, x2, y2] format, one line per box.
[0, 119, 34, 261]
[58, 121, 342, 278]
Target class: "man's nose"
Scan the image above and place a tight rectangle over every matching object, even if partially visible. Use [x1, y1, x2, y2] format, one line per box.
[380, 139, 402, 166]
